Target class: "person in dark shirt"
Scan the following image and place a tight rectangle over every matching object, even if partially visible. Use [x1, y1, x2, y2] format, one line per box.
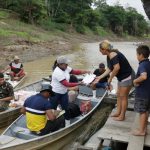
[0, 73, 14, 111]
[91, 63, 110, 98]
[133, 45, 150, 136]
[94, 40, 135, 121]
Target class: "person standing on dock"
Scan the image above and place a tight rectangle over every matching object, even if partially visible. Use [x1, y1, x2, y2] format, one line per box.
[94, 40, 135, 121]
[133, 45, 150, 136]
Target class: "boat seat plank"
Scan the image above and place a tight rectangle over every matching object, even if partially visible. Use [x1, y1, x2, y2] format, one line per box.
[0, 135, 25, 149]
[13, 126, 38, 140]
[127, 113, 145, 150]
[79, 86, 106, 97]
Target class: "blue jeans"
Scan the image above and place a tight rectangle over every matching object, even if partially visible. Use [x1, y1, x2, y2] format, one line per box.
[50, 93, 69, 120]
[49, 92, 68, 110]
[96, 82, 108, 88]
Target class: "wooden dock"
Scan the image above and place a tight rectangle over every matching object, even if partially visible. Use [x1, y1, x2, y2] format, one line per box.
[97, 110, 150, 150]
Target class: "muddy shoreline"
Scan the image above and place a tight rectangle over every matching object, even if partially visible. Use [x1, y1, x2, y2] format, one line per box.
[0, 32, 149, 70]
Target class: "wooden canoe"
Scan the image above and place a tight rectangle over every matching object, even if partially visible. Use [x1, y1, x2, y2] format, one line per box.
[0, 85, 107, 150]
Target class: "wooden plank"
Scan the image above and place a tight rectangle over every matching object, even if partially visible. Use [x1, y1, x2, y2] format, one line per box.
[85, 130, 102, 150]
[97, 110, 136, 143]
[144, 123, 150, 147]
[127, 113, 144, 150]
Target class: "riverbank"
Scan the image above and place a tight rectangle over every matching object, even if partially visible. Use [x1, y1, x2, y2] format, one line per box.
[0, 10, 149, 69]
[1, 28, 148, 70]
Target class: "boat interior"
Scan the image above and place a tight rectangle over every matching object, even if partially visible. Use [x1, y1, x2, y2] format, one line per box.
[3, 85, 106, 139]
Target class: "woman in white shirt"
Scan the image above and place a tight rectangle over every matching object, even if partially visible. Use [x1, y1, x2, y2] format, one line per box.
[50, 56, 90, 116]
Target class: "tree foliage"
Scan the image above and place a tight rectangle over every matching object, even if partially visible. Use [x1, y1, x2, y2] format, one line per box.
[0, 0, 149, 36]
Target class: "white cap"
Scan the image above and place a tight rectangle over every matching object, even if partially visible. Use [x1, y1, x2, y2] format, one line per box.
[57, 56, 70, 64]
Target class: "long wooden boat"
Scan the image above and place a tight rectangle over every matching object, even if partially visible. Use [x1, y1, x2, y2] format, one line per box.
[0, 85, 107, 149]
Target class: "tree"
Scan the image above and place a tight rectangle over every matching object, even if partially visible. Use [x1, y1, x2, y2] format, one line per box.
[0, 0, 44, 24]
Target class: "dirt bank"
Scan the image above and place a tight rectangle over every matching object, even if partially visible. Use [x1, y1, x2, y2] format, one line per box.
[0, 29, 148, 70]
[0, 31, 102, 69]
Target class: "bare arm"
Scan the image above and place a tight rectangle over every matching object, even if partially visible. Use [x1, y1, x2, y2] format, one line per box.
[133, 72, 147, 86]
[46, 109, 57, 121]
[20, 106, 26, 114]
[108, 63, 120, 83]
[0, 96, 14, 102]
[98, 68, 111, 81]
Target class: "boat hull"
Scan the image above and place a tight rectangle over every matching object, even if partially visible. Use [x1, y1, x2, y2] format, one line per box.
[0, 86, 107, 149]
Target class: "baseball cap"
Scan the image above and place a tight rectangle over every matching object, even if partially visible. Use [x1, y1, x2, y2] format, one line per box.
[40, 83, 55, 96]
[57, 56, 70, 64]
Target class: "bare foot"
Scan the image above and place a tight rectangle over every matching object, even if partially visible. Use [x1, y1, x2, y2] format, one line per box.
[132, 130, 146, 136]
[110, 113, 120, 117]
[113, 116, 125, 121]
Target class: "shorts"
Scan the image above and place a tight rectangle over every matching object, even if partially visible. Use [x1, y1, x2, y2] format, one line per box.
[134, 97, 150, 113]
[118, 77, 132, 87]
[118, 70, 135, 87]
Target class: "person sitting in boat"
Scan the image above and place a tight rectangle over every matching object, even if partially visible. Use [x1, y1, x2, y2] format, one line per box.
[1, 55, 26, 81]
[91, 63, 112, 98]
[21, 84, 65, 136]
[0, 73, 14, 112]
[50, 55, 90, 118]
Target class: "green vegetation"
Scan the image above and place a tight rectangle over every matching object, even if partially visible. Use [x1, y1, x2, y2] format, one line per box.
[0, 10, 9, 19]
[0, 0, 149, 38]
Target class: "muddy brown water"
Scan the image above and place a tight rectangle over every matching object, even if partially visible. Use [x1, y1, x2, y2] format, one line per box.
[22, 41, 139, 89]
[0, 42, 140, 148]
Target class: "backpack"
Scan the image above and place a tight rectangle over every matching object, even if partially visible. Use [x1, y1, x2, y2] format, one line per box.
[65, 103, 81, 119]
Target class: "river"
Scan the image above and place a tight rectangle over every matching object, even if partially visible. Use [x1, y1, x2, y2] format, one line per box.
[23, 41, 139, 90]
[0, 41, 140, 148]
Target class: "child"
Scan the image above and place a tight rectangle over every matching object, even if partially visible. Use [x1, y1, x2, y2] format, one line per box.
[133, 45, 150, 136]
